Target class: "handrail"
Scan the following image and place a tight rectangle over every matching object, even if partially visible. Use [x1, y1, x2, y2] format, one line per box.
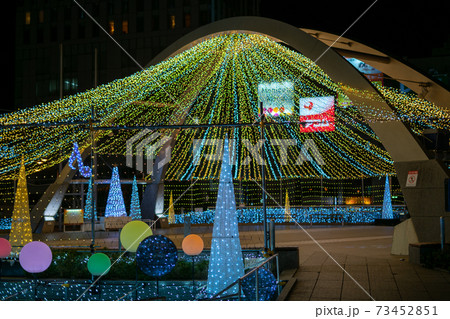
[1, 287, 30, 301]
[203, 253, 279, 301]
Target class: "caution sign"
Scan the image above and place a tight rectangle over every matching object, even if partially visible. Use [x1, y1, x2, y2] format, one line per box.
[406, 170, 418, 187]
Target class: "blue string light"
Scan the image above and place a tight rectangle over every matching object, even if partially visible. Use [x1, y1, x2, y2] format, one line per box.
[68, 142, 92, 178]
[174, 206, 405, 225]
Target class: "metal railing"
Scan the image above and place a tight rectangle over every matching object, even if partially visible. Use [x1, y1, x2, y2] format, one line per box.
[200, 253, 280, 301]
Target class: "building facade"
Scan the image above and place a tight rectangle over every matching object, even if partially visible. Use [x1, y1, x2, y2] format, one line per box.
[14, 0, 261, 108]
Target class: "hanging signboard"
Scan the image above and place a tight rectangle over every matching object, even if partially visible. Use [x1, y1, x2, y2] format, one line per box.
[258, 81, 294, 117]
[64, 209, 84, 225]
[299, 95, 335, 132]
[346, 57, 384, 86]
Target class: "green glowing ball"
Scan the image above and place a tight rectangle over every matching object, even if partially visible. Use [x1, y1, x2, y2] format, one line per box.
[87, 253, 111, 276]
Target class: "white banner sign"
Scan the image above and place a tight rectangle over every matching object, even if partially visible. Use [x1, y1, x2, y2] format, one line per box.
[258, 81, 294, 117]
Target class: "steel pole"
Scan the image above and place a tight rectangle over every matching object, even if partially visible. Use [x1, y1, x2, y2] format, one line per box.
[255, 268, 259, 301]
[270, 219, 275, 252]
[90, 118, 95, 251]
[260, 102, 269, 251]
[192, 256, 195, 292]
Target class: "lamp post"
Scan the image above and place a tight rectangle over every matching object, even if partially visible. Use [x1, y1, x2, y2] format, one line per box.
[259, 102, 269, 251]
[182, 234, 204, 294]
[90, 116, 96, 251]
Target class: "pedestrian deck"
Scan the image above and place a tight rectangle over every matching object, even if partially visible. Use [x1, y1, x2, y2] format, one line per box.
[287, 251, 450, 301]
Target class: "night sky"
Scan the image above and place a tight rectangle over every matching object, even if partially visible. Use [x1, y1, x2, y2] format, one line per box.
[260, 0, 450, 59]
[4, 1, 449, 112]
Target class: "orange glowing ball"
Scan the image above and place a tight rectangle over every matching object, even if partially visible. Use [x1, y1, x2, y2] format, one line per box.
[182, 234, 204, 256]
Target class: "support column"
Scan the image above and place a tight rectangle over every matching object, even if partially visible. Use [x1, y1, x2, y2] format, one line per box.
[393, 159, 450, 244]
[140, 131, 178, 220]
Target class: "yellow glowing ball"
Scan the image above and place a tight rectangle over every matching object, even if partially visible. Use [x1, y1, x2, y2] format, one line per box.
[120, 220, 153, 253]
[182, 234, 204, 256]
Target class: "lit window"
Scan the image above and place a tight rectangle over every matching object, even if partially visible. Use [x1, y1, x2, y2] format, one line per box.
[64, 78, 78, 91]
[184, 13, 191, 28]
[25, 12, 31, 25]
[169, 15, 175, 29]
[122, 20, 129, 34]
[49, 80, 58, 94]
[39, 10, 44, 23]
[109, 20, 115, 35]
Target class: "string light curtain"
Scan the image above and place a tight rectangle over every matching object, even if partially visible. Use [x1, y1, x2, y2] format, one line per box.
[0, 34, 449, 182]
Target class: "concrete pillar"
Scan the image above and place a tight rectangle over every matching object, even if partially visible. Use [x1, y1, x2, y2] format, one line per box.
[394, 159, 450, 243]
[140, 134, 177, 220]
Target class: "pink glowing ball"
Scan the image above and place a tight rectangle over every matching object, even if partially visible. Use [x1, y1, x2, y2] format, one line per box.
[19, 241, 53, 273]
[0, 238, 11, 258]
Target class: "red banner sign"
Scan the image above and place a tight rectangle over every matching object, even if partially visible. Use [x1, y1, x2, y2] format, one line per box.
[299, 96, 335, 132]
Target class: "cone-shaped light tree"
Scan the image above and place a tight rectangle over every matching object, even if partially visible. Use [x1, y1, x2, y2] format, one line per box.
[9, 157, 33, 254]
[206, 138, 244, 296]
[105, 167, 127, 218]
[168, 191, 175, 224]
[381, 175, 394, 219]
[130, 176, 142, 220]
[284, 190, 292, 222]
[84, 176, 97, 220]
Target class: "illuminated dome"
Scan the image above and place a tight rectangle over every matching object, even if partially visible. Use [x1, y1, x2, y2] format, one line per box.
[1, 33, 449, 182]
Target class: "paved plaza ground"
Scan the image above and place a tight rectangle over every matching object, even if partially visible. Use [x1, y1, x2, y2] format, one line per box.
[159, 224, 450, 301]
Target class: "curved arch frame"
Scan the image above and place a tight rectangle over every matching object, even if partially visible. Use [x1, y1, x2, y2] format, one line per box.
[141, 16, 450, 245]
[147, 16, 427, 163]
[300, 28, 450, 109]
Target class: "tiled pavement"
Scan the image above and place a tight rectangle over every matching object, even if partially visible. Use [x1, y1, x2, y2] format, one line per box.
[287, 251, 450, 301]
[160, 224, 450, 301]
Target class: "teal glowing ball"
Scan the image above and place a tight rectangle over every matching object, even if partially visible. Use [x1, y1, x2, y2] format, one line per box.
[136, 235, 178, 278]
[241, 267, 277, 301]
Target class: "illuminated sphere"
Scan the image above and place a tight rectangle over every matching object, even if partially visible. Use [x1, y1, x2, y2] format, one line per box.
[136, 235, 178, 277]
[0, 238, 12, 258]
[19, 241, 52, 273]
[120, 220, 153, 253]
[87, 253, 111, 276]
[182, 234, 204, 256]
[241, 267, 277, 301]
